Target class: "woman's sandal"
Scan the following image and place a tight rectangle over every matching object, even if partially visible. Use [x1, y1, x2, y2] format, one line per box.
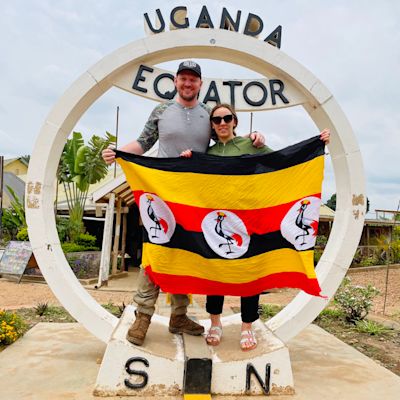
[240, 330, 257, 351]
[206, 326, 223, 346]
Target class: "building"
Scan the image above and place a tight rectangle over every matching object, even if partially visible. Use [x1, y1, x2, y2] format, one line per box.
[1, 157, 29, 208]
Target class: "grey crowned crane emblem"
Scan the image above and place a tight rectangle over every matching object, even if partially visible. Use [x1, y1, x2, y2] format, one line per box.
[215, 211, 243, 255]
[146, 194, 168, 238]
[295, 199, 318, 245]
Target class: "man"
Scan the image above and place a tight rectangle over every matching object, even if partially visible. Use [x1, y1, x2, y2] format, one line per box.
[102, 60, 265, 346]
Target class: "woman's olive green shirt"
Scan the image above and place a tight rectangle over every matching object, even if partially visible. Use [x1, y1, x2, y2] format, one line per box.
[207, 136, 273, 156]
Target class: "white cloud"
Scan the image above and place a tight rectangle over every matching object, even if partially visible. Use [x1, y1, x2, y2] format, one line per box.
[0, 0, 399, 210]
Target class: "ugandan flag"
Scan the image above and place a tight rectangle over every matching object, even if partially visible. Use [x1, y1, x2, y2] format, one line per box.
[116, 136, 325, 297]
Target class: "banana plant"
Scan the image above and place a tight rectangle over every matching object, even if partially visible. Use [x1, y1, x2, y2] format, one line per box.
[1, 186, 26, 238]
[57, 131, 116, 241]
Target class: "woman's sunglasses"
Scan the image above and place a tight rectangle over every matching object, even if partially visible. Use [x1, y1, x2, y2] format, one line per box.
[211, 114, 234, 124]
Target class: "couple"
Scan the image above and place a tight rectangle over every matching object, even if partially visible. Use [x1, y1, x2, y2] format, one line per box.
[102, 60, 330, 351]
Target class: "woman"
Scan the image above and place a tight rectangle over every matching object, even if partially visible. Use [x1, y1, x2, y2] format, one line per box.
[181, 103, 272, 351]
[182, 103, 330, 351]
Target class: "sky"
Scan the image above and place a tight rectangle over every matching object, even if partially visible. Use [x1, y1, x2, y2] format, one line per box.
[1, 0, 399, 214]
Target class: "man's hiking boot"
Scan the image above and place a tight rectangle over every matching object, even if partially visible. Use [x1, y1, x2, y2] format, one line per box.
[126, 312, 152, 346]
[169, 313, 204, 335]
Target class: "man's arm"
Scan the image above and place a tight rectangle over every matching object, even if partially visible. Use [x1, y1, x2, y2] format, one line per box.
[102, 140, 144, 165]
[102, 103, 164, 165]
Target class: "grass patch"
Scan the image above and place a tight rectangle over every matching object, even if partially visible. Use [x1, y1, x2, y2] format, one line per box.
[315, 307, 344, 321]
[14, 306, 76, 327]
[101, 302, 126, 318]
[259, 303, 283, 321]
[354, 320, 394, 336]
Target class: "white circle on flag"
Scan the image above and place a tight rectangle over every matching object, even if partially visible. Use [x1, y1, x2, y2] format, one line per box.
[280, 196, 321, 250]
[139, 193, 176, 244]
[202, 210, 250, 259]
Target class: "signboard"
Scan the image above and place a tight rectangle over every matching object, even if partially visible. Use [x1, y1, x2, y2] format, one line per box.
[0, 241, 33, 282]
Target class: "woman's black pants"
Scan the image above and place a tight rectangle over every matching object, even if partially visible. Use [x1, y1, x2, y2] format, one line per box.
[206, 294, 260, 323]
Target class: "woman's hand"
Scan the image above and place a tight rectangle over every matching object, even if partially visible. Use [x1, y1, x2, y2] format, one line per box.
[102, 145, 116, 165]
[320, 128, 330, 144]
[180, 149, 193, 158]
[249, 131, 265, 148]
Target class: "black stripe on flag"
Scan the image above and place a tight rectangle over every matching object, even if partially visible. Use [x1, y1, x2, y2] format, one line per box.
[115, 136, 325, 176]
[142, 224, 309, 259]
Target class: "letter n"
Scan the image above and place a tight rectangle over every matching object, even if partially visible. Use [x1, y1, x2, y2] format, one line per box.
[245, 363, 271, 395]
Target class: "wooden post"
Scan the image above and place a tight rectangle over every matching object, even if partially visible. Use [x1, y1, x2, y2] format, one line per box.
[121, 212, 127, 271]
[98, 193, 115, 287]
[111, 197, 122, 275]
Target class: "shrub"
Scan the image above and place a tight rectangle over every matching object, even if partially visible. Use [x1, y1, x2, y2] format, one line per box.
[61, 242, 99, 253]
[16, 227, 29, 241]
[1, 186, 26, 240]
[314, 249, 323, 264]
[61, 242, 86, 253]
[0, 310, 27, 345]
[76, 233, 97, 247]
[56, 217, 70, 243]
[315, 235, 328, 247]
[390, 240, 400, 263]
[359, 256, 380, 267]
[334, 277, 380, 323]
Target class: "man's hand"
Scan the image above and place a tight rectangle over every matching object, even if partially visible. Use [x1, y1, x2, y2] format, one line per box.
[249, 131, 265, 148]
[319, 128, 330, 144]
[102, 145, 116, 165]
[180, 149, 193, 158]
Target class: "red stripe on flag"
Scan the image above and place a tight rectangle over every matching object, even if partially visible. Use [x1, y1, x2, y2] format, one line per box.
[133, 190, 321, 235]
[144, 265, 323, 297]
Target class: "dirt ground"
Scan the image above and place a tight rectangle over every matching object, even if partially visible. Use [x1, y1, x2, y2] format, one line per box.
[1, 267, 399, 376]
[1, 267, 399, 318]
[0, 280, 134, 310]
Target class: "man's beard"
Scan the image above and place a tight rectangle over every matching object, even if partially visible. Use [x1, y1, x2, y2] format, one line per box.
[180, 92, 197, 102]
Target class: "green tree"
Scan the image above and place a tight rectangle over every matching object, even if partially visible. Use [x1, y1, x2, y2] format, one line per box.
[326, 193, 370, 213]
[57, 131, 116, 241]
[326, 193, 336, 211]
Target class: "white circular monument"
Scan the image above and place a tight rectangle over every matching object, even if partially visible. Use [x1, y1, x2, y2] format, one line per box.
[26, 27, 365, 347]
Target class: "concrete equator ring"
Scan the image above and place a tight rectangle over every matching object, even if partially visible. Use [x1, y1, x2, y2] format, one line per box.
[26, 29, 365, 344]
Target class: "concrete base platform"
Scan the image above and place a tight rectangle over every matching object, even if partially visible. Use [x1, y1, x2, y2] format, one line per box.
[94, 306, 293, 396]
[0, 323, 400, 399]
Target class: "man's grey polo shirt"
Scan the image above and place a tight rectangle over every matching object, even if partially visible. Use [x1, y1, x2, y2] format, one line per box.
[137, 100, 211, 158]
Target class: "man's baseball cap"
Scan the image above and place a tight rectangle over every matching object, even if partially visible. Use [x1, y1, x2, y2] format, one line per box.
[176, 60, 202, 78]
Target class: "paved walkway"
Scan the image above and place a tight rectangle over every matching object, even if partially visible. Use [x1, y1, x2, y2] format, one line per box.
[0, 322, 399, 399]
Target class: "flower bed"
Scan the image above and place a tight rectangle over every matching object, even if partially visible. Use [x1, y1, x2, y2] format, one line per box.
[65, 251, 102, 279]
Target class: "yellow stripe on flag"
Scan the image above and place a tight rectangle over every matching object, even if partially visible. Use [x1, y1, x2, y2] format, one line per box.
[142, 243, 316, 282]
[118, 156, 324, 210]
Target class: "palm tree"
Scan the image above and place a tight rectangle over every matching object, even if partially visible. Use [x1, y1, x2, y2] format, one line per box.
[57, 131, 116, 241]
